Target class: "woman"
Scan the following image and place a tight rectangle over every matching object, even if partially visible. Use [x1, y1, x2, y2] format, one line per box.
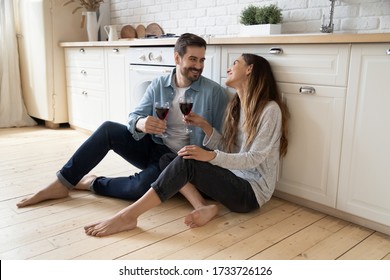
[84, 54, 289, 237]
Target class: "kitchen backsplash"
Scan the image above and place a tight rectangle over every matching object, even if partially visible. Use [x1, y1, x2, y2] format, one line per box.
[109, 0, 390, 35]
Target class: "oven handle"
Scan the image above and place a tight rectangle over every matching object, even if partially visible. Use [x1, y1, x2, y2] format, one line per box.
[129, 67, 174, 74]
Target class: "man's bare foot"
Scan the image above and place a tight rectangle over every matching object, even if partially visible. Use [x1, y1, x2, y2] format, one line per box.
[75, 174, 97, 191]
[84, 213, 137, 237]
[16, 180, 69, 208]
[184, 204, 218, 228]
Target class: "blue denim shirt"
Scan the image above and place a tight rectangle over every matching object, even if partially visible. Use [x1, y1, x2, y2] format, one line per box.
[127, 69, 229, 149]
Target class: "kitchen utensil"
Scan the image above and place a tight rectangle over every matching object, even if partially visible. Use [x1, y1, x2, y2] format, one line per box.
[120, 25, 136, 39]
[136, 24, 146, 38]
[104, 25, 118, 41]
[145, 23, 164, 37]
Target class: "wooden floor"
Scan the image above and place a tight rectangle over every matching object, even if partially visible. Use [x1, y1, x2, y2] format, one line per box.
[1, 125, 390, 260]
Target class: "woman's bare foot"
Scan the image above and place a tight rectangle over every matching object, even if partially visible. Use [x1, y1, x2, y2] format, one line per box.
[84, 213, 137, 237]
[75, 174, 97, 191]
[184, 204, 218, 228]
[16, 180, 69, 208]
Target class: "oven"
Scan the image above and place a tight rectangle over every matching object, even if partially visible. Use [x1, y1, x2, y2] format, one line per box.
[128, 47, 176, 113]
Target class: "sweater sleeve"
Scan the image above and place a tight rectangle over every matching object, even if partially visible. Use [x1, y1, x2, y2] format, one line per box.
[209, 102, 282, 170]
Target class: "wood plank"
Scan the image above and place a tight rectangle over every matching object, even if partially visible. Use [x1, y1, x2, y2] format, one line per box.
[255, 218, 372, 260]
[205, 208, 325, 260]
[164, 202, 302, 259]
[292, 222, 374, 260]
[338, 232, 390, 260]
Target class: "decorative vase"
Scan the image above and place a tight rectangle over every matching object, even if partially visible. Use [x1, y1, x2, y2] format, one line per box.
[85, 11, 102, 41]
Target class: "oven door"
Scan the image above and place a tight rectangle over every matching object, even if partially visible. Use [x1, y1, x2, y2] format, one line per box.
[128, 64, 175, 113]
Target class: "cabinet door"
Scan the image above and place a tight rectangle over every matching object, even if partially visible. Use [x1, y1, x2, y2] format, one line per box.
[105, 47, 130, 125]
[337, 44, 390, 225]
[276, 83, 346, 207]
[203, 46, 221, 83]
[67, 87, 106, 131]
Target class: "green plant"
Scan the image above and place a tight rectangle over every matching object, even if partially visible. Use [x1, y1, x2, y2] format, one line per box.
[240, 4, 282, 25]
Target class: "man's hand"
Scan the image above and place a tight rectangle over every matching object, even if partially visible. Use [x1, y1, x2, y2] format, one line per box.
[136, 116, 167, 135]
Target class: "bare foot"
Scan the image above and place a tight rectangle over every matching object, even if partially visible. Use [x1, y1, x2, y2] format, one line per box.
[75, 174, 97, 191]
[84, 213, 137, 237]
[184, 204, 218, 228]
[16, 180, 69, 208]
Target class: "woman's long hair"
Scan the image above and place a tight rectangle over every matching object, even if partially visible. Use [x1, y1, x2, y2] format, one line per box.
[222, 54, 289, 157]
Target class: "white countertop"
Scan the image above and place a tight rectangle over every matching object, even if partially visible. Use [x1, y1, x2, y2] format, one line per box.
[59, 33, 390, 48]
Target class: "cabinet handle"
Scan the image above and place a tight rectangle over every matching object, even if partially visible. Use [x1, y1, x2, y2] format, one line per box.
[81, 70, 87, 75]
[269, 47, 283, 54]
[82, 91, 88, 95]
[79, 48, 85, 53]
[112, 48, 119, 53]
[299, 86, 316, 94]
[387, 49, 390, 55]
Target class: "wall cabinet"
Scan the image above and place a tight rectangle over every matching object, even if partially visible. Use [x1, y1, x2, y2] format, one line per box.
[337, 44, 390, 226]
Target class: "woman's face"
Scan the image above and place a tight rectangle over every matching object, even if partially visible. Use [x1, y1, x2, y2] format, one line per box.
[225, 55, 252, 90]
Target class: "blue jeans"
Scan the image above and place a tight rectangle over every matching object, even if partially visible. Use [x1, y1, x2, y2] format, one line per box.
[57, 121, 171, 200]
[151, 156, 259, 213]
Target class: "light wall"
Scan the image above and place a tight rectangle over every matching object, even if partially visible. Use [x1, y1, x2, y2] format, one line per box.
[109, 0, 390, 35]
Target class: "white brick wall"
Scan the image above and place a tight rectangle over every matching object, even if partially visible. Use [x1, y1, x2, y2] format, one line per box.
[109, 0, 390, 35]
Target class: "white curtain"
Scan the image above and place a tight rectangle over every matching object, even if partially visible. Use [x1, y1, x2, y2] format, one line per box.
[0, 0, 36, 128]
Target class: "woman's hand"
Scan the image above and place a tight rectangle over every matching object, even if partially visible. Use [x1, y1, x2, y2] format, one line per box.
[136, 116, 166, 135]
[183, 112, 213, 137]
[178, 145, 216, 162]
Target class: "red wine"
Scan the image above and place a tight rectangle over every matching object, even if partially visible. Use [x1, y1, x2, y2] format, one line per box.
[156, 107, 169, 120]
[179, 102, 193, 115]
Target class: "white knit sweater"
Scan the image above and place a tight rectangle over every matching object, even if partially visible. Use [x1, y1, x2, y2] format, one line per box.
[204, 101, 282, 207]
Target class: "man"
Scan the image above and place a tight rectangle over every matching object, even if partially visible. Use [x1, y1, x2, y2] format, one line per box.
[17, 33, 228, 208]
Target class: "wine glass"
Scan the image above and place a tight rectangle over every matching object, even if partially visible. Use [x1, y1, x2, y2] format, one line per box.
[155, 101, 170, 138]
[179, 96, 193, 134]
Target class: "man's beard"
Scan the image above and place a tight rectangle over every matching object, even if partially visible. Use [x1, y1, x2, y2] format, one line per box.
[181, 67, 202, 82]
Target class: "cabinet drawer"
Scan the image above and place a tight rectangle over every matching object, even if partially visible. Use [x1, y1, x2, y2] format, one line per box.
[221, 44, 350, 87]
[66, 67, 105, 90]
[65, 47, 105, 68]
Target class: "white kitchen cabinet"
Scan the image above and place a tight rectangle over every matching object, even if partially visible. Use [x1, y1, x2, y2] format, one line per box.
[337, 44, 390, 226]
[221, 44, 350, 86]
[277, 83, 345, 207]
[203, 46, 221, 83]
[221, 44, 349, 207]
[105, 46, 130, 125]
[65, 47, 106, 131]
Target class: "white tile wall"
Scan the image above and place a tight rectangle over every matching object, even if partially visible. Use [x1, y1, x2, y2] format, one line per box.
[109, 0, 390, 35]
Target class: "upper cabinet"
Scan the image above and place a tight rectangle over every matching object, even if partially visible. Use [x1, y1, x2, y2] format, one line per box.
[337, 43, 390, 226]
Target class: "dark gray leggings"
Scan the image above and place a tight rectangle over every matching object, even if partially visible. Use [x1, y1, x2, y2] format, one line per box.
[151, 156, 259, 213]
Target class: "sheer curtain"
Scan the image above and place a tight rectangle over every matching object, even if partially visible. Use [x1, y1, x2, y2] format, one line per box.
[0, 0, 36, 128]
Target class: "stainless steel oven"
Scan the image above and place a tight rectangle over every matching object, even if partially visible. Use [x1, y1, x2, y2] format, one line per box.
[128, 47, 175, 112]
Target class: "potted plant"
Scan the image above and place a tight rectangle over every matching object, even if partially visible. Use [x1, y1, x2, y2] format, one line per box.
[239, 4, 283, 36]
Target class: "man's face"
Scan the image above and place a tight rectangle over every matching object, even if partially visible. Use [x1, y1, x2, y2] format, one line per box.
[175, 46, 206, 83]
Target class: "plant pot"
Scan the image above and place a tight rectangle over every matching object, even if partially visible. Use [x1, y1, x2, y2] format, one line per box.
[239, 24, 281, 36]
